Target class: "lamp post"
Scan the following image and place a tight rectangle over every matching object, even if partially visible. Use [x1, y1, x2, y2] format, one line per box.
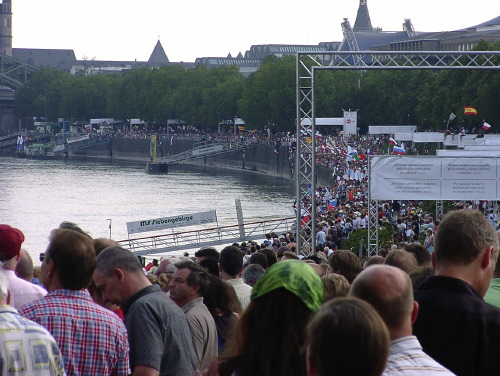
[107, 219, 112, 238]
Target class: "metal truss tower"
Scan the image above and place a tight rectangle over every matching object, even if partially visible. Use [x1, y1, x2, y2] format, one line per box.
[295, 51, 500, 255]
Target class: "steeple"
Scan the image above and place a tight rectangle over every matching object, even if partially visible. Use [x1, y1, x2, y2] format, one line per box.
[0, 0, 13, 56]
[148, 40, 169, 64]
[353, 0, 373, 32]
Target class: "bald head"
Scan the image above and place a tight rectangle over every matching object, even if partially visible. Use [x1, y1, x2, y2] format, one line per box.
[15, 249, 34, 281]
[350, 264, 414, 337]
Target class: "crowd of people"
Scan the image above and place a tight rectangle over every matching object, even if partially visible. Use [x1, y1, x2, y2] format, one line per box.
[2, 206, 500, 375]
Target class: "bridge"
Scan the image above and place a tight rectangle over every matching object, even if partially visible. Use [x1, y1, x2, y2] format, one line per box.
[118, 216, 296, 257]
[0, 54, 38, 135]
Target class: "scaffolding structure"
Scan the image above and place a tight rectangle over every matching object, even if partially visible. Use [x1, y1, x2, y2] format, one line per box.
[295, 51, 500, 256]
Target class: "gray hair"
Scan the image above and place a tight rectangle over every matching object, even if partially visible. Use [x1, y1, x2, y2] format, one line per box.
[165, 258, 182, 274]
[175, 260, 210, 297]
[242, 263, 266, 285]
[95, 246, 142, 277]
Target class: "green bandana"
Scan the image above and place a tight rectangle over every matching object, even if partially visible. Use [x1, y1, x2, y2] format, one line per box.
[250, 259, 324, 312]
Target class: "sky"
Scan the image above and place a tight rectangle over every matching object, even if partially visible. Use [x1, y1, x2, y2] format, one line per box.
[12, 0, 500, 63]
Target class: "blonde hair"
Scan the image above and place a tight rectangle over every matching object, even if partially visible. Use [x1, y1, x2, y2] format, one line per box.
[322, 273, 350, 302]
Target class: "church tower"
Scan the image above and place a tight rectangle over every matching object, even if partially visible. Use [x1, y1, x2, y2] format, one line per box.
[353, 0, 373, 32]
[0, 0, 12, 56]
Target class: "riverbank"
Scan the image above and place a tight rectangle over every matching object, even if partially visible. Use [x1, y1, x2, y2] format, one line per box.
[68, 137, 337, 186]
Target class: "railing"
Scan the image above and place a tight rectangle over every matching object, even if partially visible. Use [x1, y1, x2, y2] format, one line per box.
[118, 217, 296, 256]
[156, 141, 255, 165]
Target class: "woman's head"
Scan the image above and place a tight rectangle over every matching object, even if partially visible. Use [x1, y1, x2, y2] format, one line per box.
[221, 260, 324, 376]
[251, 259, 324, 312]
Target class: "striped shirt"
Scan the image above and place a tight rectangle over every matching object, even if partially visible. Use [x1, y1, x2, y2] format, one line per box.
[19, 289, 130, 376]
[383, 336, 456, 375]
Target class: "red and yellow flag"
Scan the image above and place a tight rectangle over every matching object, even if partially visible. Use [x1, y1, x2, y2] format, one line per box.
[464, 106, 477, 115]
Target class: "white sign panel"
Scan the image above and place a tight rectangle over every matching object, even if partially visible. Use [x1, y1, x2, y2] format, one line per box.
[437, 150, 500, 157]
[394, 133, 414, 141]
[301, 118, 343, 126]
[369, 126, 417, 135]
[412, 132, 445, 143]
[464, 146, 500, 151]
[127, 210, 217, 234]
[370, 156, 499, 200]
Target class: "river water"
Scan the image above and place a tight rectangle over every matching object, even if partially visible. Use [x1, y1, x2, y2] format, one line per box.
[0, 157, 296, 265]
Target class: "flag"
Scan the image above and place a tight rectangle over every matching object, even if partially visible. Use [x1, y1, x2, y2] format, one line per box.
[389, 137, 397, 145]
[325, 139, 336, 151]
[464, 107, 477, 115]
[328, 199, 336, 211]
[301, 213, 311, 227]
[348, 190, 354, 201]
[483, 122, 492, 130]
[449, 113, 456, 121]
[315, 132, 323, 138]
[393, 142, 407, 155]
[347, 145, 357, 155]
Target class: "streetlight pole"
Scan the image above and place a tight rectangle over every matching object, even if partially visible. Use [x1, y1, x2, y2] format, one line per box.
[107, 219, 112, 238]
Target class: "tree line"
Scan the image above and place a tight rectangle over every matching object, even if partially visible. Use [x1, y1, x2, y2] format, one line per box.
[15, 40, 500, 133]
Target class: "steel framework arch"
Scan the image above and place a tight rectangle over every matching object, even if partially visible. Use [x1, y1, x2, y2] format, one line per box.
[295, 51, 500, 255]
[0, 54, 38, 100]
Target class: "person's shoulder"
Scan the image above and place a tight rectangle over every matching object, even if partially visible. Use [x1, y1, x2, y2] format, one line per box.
[18, 295, 46, 316]
[129, 290, 185, 317]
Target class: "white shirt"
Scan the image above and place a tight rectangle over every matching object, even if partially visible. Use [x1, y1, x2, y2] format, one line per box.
[226, 278, 252, 310]
[1, 269, 46, 310]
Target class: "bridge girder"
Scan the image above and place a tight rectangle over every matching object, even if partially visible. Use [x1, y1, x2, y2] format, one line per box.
[0, 54, 38, 91]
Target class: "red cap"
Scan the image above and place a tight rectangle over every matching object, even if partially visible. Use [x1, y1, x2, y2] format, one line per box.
[0, 225, 25, 261]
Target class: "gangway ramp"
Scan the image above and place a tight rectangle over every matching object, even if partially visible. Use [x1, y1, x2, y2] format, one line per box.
[118, 217, 295, 257]
[156, 141, 255, 165]
[25, 134, 111, 157]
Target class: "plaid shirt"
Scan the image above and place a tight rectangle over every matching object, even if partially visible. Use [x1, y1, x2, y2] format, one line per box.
[19, 289, 130, 376]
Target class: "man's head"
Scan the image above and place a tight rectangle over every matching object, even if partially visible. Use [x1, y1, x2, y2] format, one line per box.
[0, 225, 24, 263]
[15, 249, 34, 281]
[249, 252, 268, 269]
[93, 238, 120, 256]
[219, 246, 244, 278]
[93, 246, 148, 305]
[242, 264, 265, 287]
[492, 230, 500, 279]
[434, 210, 498, 295]
[194, 247, 219, 263]
[350, 264, 416, 339]
[384, 249, 417, 273]
[403, 243, 431, 266]
[362, 255, 385, 269]
[306, 297, 389, 376]
[168, 261, 210, 308]
[41, 228, 96, 292]
[321, 273, 350, 302]
[328, 250, 362, 284]
[435, 210, 498, 266]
